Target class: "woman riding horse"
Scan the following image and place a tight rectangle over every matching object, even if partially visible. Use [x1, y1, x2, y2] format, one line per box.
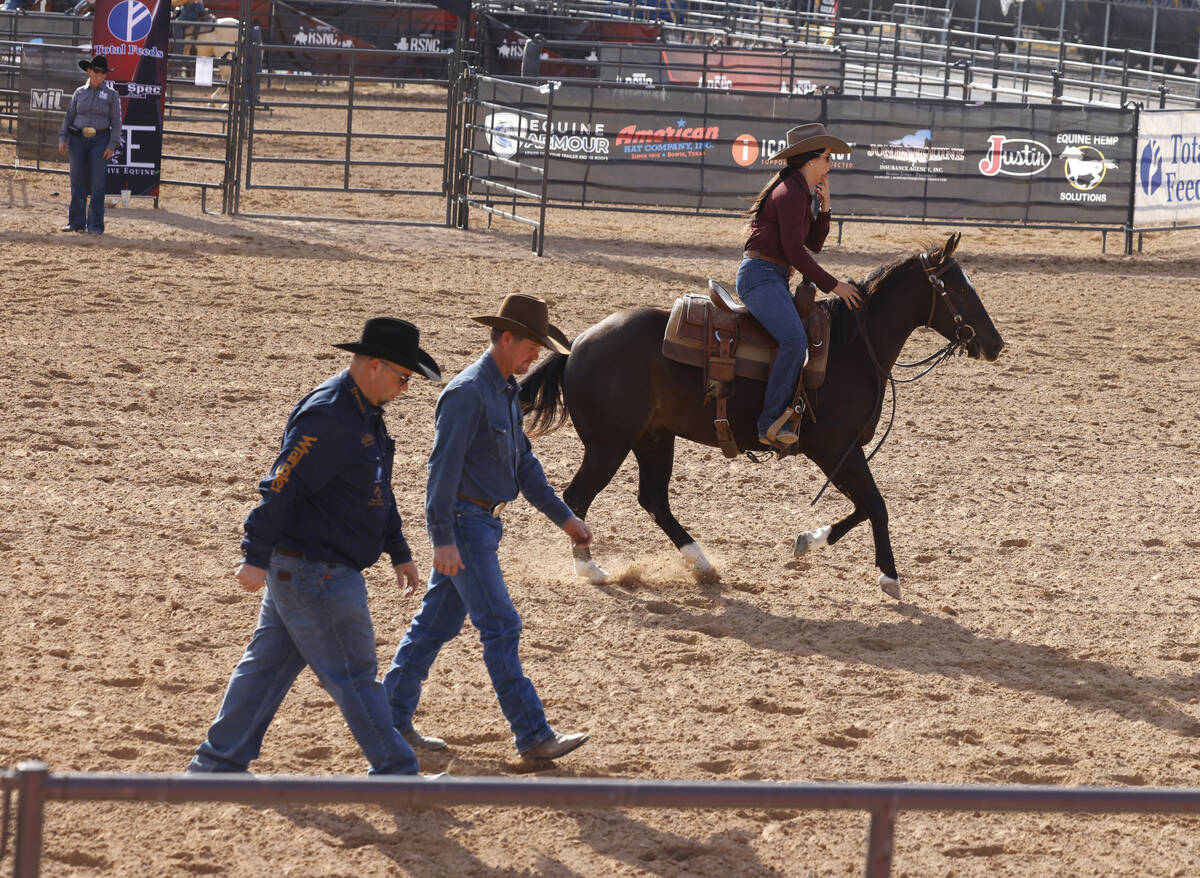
[739, 122, 863, 450]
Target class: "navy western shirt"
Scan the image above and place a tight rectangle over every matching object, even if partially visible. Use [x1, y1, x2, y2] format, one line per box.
[241, 370, 412, 571]
[425, 351, 573, 547]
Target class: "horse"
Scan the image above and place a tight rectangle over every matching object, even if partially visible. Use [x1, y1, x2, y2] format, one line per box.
[519, 233, 1004, 600]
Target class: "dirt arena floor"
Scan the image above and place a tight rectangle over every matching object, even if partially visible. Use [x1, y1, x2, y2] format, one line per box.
[2, 158, 1199, 878]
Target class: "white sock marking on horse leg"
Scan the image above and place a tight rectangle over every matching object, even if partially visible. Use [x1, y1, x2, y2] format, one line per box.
[879, 574, 901, 599]
[680, 542, 715, 576]
[793, 525, 832, 557]
[575, 557, 610, 584]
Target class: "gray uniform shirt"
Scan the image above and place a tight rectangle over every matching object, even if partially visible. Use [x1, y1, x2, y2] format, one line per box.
[58, 82, 123, 152]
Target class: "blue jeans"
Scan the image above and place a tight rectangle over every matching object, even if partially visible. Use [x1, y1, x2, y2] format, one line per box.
[188, 553, 419, 775]
[736, 256, 808, 436]
[67, 132, 108, 233]
[384, 500, 554, 754]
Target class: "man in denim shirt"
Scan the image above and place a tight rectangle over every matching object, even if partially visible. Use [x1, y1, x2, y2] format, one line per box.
[385, 295, 593, 761]
[188, 318, 440, 776]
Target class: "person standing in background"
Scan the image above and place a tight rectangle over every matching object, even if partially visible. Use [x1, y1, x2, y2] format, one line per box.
[58, 54, 122, 235]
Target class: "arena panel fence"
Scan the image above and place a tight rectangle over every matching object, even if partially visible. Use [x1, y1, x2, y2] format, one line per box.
[233, 39, 458, 226]
[5, 762, 1200, 878]
[0, 12, 241, 210]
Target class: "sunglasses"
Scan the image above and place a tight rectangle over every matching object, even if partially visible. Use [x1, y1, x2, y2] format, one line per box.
[381, 362, 412, 387]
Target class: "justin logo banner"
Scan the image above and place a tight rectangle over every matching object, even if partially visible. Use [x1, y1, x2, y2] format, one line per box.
[91, 0, 170, 197]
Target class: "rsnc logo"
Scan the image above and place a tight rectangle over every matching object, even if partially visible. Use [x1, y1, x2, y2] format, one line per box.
[29, 88, 65, 111]
[732, 134, 759, 167]
[107, 0, 152, 42]
[484, 112, 528, 160]
[978, 135, 1052, 177]
[1140, 141, 1163, 196]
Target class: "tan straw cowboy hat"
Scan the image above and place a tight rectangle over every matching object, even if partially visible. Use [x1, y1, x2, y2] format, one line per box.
[473, 294, 572, 355]
[768, 122, 851, 162]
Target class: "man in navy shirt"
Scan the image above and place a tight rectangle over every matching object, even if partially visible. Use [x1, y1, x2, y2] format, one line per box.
[188, 318, 440, 776]
[384, 295, 593, 761]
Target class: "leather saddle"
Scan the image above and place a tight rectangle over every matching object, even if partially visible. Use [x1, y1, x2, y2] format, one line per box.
[661, 280, 834, 458]
[663, 280, 833, 388]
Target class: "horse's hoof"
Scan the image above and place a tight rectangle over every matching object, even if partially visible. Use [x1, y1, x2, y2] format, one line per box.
[793, 525, 831, 557]
[680, 542, 717, 582]
[879, 574, 901, 599]
[575, 558, 610, 584]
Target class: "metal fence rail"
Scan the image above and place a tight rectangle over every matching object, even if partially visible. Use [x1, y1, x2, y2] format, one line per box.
[4, 761, 1200, 878]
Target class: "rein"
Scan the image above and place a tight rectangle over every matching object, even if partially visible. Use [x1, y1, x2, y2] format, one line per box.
[808, 253, 978, 505]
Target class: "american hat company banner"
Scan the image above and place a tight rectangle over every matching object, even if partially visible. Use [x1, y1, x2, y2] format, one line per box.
[91, 0, 171, 197]
[472, 81, 1137, 227]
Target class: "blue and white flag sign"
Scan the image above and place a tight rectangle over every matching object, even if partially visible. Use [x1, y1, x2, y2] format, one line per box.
[1135, 109, 1200, 225]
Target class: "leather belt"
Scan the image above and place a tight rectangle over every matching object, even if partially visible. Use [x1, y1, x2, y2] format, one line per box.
[457, 492, 507, 517]
[75, 127, 109, 138]
[744, 249, 789, 269]
[273, 547, 342, 568]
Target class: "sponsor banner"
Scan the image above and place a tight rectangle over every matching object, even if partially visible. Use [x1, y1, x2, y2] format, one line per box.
[92, 0, 170, 197]
[827, 101, 1133, 223]
[471, 84, 1135, 224]
[598, 44, 843, 94]
[16, 45, 82, 162]
[1135, 110, 1200, 226]
[268, 0, 457, 77]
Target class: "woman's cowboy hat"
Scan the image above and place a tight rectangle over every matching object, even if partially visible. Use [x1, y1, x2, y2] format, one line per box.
[334, 317, 442, 382]
[472, 294, 571, 355]
[78, 54, 109, 73]
[768, 122, 851, 162]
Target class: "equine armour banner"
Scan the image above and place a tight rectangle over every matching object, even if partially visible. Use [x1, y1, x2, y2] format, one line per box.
[91, 0, 170, 197]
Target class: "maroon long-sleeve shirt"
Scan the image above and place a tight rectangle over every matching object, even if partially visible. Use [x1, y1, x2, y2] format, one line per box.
[743, 173, 837, 293]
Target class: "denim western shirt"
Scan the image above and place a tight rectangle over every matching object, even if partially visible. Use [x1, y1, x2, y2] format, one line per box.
[426, 351, 573, 547]
[58, 82, 123, 152]
[241, 370, 412, 571]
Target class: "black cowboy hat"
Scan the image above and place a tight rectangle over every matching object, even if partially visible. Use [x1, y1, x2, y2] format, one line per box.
[79, 54, 109, 73]
[767, 122, 851, 162]
[334, 318, 441, 382]
[472, 294, 571, 355]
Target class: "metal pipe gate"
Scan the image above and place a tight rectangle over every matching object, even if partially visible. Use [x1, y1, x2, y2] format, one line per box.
[5, 761, 1200, 878]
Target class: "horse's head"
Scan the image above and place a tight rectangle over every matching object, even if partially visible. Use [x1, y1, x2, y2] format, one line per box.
[919, 233, 1004, 361]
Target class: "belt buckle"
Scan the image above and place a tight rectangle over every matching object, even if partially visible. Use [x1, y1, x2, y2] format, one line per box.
[82, 126, 96, 138]
[490, 501, 506, 518]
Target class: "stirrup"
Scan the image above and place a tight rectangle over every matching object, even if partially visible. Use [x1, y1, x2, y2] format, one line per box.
[764, 408, 801, 447]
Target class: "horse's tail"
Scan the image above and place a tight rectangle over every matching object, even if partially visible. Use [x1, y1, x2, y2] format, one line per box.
[520, 352, 569, 437]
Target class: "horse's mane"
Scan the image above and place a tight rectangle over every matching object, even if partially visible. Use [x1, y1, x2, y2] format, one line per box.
[827, 243, 942, 343]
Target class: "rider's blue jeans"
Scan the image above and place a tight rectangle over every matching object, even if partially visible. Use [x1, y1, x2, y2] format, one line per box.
[188, 552, 419, 775]
[736, 256, 808, 436]
[67, 132, 108, 233]
[384, 500, 555, 754]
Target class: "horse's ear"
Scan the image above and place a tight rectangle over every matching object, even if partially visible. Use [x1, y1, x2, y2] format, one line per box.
[941, 232, 961, 262]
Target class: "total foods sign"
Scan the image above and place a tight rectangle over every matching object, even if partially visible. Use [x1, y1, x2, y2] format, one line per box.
[1135, 110, 1200, 225]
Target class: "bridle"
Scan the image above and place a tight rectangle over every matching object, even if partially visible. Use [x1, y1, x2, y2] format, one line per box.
[918, 251, 977, 348]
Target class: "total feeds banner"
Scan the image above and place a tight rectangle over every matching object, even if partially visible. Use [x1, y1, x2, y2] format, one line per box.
[92, 0, 170, 197]
[1135, 110, 1200, 226]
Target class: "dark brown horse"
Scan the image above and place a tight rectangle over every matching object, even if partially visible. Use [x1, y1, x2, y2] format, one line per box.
[520, 233, 1004, 598]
